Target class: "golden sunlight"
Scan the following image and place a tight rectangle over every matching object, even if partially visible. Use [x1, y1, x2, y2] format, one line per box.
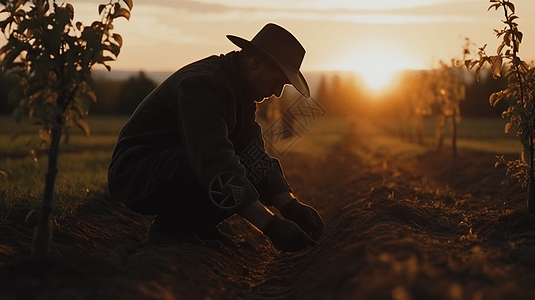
[350, 48, 425, 92]
[324, 41, 426, 93]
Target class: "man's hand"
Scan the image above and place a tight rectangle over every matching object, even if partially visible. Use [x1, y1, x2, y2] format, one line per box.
[279, 198, 324, 241]
[238, 200, 317, 252]
[262, 215, 316, 252]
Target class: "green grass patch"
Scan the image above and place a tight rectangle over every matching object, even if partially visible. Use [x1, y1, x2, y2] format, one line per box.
[0, 116, 524, 223]
[0, 115, 124, 222]
[0, 148, 112, 221]
[0, 134, 118, 157]
[0, 116, 128, 135]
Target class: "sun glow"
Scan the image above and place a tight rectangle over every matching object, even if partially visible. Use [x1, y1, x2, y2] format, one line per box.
[352, 48, 426, 92]
[324, 42, 426, 93]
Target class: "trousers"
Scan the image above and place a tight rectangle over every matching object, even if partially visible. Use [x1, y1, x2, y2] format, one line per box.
[123, 156, 232, 229]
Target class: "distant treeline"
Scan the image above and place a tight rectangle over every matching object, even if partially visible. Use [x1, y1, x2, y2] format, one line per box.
[0, 71, 157, 116]
[459, 69, 508, 118]
[0, 67, 507, 119]
[311, 67, 508, 120]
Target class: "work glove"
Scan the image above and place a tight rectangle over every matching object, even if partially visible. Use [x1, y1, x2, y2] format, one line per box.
[279, 198, 324, 241]
[262, 215, 316, 252]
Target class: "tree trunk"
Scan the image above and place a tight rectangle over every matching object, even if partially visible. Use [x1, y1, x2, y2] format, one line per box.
[452, 116, 457, 159]
[416, 117, 423, 145]
[529, 136, 535, 214]
[32, 125, 62, 258]
[436, 115, 445, 152]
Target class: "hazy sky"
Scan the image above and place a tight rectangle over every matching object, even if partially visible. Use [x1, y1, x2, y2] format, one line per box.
[5, 0, 535, 82]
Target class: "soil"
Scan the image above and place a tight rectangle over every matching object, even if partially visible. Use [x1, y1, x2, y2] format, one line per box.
[1, 120, 535, 300]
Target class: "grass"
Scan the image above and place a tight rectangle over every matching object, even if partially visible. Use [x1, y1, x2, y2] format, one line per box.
[379, 117, 522, 154]
[0, 150, 112, 221]
[0, 115, 524, 223]
[0, 115, 128, 135]
[0, 115, 123, 221]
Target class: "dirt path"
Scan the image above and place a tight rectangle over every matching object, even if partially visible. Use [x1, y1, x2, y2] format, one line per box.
[1, 119, 535, 300]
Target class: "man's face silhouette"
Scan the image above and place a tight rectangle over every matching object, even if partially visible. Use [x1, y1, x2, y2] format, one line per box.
[247, 55, 290, 102]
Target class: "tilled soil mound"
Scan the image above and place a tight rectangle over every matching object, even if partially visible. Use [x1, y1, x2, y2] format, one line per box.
[1, 124, 535, 300]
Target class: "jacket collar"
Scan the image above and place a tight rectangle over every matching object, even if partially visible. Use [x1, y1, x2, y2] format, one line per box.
[220, 51, 255, 105]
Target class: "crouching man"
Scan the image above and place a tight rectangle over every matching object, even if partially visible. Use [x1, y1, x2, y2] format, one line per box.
[108, 23, 324, 252]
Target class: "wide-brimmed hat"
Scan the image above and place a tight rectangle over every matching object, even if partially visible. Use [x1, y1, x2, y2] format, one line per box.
[227, 23, 310, 98]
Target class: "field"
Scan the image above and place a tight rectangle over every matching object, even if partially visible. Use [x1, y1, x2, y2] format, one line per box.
[1, 115, 535, 300]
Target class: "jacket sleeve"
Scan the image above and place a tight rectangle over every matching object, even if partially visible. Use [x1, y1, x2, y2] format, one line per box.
[233, 103, 293, 205]
[175, 74, 259, 210]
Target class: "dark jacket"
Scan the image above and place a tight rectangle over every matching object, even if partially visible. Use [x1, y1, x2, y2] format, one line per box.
[107, 51, 292, 210]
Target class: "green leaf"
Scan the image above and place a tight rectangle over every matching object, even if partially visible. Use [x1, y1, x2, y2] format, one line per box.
[109, 43, 120, 56]
[492, 55, 503, 79]
[115, 8, 131, 21]
[514, 31, 523, 43]
[91, 21, 103, 28]
[0, 18, 13, 32]
[17, 19, 30, 34]
[71, 96, 87, 118]
[112, 33, 123, 47]
[505, 122, 513, 133]
[504, 32, 512, 46]
[497, 41, 505, 55]
[487, 3, 501, 11]
[13, 0, 24, 11]
[0, 45, 9, 56]
[45, 91, 58, 104]
[14, 9, 26, 17]
[101, 56, 114, 62]
[123, 0, 134, 11]
[489, 92, 499, 106]
[28, 90, 44, 105]
[65, 3, 75, 20]
[505, 2, 515, 14]
[75, 118, 91, 137]
[520, 61, 530, 71]
[464, 60, 471, 70]
[2, 45, 25, 70]
[85, 88, 97, 102]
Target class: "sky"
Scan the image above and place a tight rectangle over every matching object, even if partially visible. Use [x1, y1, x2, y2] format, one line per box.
[4, 0, 535, 88]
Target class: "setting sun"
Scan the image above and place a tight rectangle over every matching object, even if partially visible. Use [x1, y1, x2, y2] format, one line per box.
[322, 41, 426, 93]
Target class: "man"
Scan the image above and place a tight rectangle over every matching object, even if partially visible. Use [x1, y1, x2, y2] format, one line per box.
[108, 23, 324, 252]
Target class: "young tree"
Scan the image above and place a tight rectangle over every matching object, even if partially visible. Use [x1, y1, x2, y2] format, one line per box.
[0, 0, 133, 257]
[403, 70, 434, 144]
[467, 0, 535, 213]
[434, 60, 466, 158]
[314, 73, 332, 114]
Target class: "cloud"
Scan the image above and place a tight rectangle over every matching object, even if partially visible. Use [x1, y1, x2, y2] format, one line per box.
[67, 1, 483, 51]
[73, 0, 479, 25]
[153, 8, 475, 25]
[172, 0, 466, 11]
[73, 0, 232, 13]
[74, 3, 208, 45]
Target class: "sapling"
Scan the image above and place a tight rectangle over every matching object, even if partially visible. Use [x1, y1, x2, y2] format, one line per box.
[466, 0, 535, 213]
[0, 0, 133, 257]
[434, 60, 466, 158]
